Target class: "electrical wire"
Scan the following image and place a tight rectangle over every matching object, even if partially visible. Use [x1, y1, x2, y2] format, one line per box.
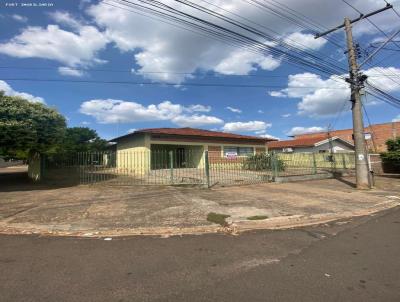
[0, 77, 349, 89]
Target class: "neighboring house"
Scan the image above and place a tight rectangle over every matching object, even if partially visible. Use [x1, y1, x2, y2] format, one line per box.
[292, 122, 400, 152]
[110, 127, 274, 173]
[267, 136, 354, 153]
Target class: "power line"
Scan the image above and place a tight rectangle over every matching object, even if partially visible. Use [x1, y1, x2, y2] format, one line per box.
[340, 0, 400, 86]
[0, 65, 397, 78]
[111, 0, 346, 77]
[0, 77, 349, 89]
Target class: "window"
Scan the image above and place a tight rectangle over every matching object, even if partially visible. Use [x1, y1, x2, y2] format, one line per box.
[223, 146, 254, 157]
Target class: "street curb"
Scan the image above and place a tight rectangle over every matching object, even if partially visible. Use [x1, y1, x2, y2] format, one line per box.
[0, 201, 398, 238]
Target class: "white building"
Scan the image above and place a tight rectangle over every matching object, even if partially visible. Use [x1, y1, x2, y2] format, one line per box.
[267, 136, 354, 153]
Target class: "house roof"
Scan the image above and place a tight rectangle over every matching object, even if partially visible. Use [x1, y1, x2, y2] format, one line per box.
[111, 127, 276, 142]
[267, 136, 354, 149]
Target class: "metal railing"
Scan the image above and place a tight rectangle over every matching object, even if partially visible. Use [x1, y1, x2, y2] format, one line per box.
[42, 150, 356, 187]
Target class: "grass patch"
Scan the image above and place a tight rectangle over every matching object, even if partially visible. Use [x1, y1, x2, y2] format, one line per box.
[247, 215, 269, 220]
[207, 212, 230, 226]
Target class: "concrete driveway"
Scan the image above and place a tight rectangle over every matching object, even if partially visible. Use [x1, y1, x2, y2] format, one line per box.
[0, 166, 399, 236]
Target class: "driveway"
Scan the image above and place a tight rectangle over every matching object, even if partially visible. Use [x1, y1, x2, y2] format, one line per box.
[0, 166, 399, 236]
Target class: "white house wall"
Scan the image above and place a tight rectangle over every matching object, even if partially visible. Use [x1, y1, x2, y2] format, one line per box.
[293, 140, 354, 153]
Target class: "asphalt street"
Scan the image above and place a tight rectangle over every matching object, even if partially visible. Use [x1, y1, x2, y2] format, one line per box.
[1, 207, 399, 302]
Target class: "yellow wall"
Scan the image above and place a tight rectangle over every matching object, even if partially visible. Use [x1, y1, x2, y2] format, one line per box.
[116, 133, 150, 175]
[115, 133, 267, 173]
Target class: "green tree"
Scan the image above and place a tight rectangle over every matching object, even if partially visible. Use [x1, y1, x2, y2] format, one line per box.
[57, 127, 108, 153]
[0, 92, 66, 158]
[381, 138, 400, 173]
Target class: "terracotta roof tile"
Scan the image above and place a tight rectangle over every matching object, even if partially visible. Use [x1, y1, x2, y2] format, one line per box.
[267, 135, 332, 149]
[112, 127, 276, 142]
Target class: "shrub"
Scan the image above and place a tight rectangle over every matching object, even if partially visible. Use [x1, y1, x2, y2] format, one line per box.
[242, 153, 285, 171]
[380, 138, 400, 173]
[207, 212, 230, 226]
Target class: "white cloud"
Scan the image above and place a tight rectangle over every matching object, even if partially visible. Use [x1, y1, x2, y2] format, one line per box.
[282, 113, 291, 118]
[393, 115, 400, 122]
[269, 91, 287, 98]
[214, 50, 280, 75]
[269, 73, 350, 117]
[226, 106, 242, 113]
[269, 66, 400, 118]
[258, 110, 264, 114]
[0, 80, 44, 103]
[364, 67, 400, 93]
[86, 2, 287, 83]
[127, 128, 136, 134]
[185, 104, 211, 113]
[284, 32, 327, 50]
[260, 133, 280, 140]
[81, 121, 91, 125]
[0, 22, 108, 75]
[222, 121, 271, 132]
[172, 115, 223, 127]
[80, 99, 182, 123]
[58, 67, 85, 77]
[11, 14, 28, 23]
[2, 0, 397, 85]
[287, 126, 326, 136]
[85, 0, 398, 83]
[79, 99, 223, 127]
[49, 11, 82, 30]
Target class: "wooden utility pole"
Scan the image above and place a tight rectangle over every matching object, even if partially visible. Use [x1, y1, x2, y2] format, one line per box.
[344, 17, 369, 189]
[315, 3, 393, 189]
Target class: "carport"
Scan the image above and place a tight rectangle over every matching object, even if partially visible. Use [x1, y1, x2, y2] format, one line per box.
[150, 144, 204, 169]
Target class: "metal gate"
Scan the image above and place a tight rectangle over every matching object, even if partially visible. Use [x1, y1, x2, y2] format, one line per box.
[42, 151, 355, 187]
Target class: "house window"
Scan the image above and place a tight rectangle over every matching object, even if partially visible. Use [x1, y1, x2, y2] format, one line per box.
[223, 146, 254, 157]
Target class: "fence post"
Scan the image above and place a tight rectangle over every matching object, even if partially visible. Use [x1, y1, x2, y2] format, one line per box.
[169, 150, 174, 184]
[312, 152, 317, 174]
[342, 153, 347, 170]
[271, 152, 278, 181]
[204, 150, 210, 188]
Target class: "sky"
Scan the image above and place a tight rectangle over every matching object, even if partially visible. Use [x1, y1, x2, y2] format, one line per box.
[0, 0, 400, 140]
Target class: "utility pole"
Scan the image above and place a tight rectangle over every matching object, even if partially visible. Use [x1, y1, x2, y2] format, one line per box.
[344, 17, 369, 189]
[315, 3, 393, 189]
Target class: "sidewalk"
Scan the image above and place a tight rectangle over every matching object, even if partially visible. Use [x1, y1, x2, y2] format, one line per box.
[0, 171, 399, 236]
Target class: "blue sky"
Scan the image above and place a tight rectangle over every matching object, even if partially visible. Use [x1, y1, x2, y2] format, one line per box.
[0, 0, 399, 140]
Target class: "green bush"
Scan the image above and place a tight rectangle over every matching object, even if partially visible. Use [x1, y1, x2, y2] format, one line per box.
[242, 153, 285, 171]
[380, 138, 400, 173]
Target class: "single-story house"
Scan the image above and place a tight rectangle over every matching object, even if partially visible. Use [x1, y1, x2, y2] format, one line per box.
[267, 136, 354, 153]
[110, 127, 274, 173]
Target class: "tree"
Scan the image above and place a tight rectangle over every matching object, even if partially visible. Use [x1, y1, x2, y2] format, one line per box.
[57, 127, 108, 154]
[0, 92, 66, 158]
[381, 138, 400, 173]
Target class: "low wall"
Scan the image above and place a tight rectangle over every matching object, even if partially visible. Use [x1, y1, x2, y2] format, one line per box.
[369, 154, 383, 175]
[275, 172, 334, 183]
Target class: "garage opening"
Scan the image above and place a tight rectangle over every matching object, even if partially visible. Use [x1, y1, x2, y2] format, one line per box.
[150, 144, 204, 170]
